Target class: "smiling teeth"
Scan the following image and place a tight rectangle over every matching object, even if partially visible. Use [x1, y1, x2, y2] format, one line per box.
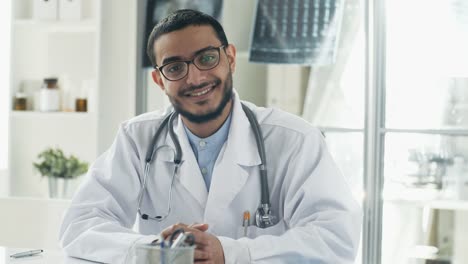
[190, 87, 212, 97]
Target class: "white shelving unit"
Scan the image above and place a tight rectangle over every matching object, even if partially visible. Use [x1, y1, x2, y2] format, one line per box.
[14, 19, 98, 32]
[8, 0, 102, 198]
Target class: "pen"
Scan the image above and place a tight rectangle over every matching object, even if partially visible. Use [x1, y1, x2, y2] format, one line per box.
[10, 249, 43, 258]
[160, 240, 166, 264]
[243, 211, 250, 237]
[170, 232, 187, 248]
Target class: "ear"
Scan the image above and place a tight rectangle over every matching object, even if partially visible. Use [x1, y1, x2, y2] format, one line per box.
[151, 70, 165, 91]
[224, 44, 237, 73]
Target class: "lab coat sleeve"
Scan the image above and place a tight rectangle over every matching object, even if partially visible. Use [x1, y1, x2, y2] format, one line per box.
[218, 129, 362, 264]
[59, 125, 160, 264]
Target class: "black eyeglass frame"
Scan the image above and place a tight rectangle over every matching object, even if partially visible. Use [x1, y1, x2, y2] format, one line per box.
[154, 45, 226, 81]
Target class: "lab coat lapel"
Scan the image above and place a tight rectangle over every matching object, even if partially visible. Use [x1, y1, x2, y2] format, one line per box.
[160, 115, 208, 209]
[205, 94, 261, 223]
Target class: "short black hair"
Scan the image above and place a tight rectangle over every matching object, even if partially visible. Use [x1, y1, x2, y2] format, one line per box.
[146, 9, 229, 68]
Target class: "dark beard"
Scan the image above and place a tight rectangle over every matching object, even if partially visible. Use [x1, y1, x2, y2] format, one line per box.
[172, 73, 233, 124]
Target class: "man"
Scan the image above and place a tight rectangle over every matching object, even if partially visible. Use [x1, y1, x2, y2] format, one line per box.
[60, 9, 362, 264]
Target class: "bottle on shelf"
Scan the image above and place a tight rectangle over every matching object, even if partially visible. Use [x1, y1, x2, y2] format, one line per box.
[39, 78, 61, 112]
[75, 79, 92, 112]
[13, 91, 27, 111]
[75, 98, 87, 112]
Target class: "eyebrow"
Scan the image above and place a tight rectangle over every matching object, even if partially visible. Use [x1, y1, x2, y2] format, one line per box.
[160, 45, 219, 66]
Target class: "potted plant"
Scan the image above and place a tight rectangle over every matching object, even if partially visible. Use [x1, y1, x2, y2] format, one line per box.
[33, 147, 89, 198]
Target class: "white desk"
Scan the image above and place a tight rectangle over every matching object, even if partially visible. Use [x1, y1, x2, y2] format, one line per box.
[0, 198, 101, 263]
[0, 247, 100, 264]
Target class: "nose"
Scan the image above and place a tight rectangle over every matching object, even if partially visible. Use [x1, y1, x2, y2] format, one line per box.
[185, 62, 205, 85]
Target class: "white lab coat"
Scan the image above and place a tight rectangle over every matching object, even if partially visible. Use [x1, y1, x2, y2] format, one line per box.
[59, 91, 362, 264]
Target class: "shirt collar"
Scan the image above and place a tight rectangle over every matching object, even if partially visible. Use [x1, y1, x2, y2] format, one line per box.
[183, 111, 233, 151]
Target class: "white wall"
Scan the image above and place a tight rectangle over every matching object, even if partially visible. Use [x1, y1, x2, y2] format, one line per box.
[0, 197, 71, 250]
[9, 113, 97, 197]
[0, 170, 8, 197]
[98, 0, 138, 153]
[0, 0, 11, 196]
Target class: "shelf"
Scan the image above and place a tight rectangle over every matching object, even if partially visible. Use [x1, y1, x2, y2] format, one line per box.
[10, 111, 96, 119]
[383, 185, 468, 210]
[380, 128, 468, 136]
[14, 19, 98, 33]
[386, 198, 468, 211]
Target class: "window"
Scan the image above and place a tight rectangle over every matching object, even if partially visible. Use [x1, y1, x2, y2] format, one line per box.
[302, 1, 468, 263]
[381, 1, 468, 263]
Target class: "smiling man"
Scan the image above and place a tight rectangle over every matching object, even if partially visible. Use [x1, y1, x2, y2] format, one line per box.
[150, 23, 235, 137]
[60, 9, 362, 264]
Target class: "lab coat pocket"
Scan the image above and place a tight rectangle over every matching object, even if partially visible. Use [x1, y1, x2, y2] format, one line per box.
[237, 219, 287, 239]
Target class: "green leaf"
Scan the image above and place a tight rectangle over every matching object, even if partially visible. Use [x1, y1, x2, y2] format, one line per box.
[33, 147, 89, 178]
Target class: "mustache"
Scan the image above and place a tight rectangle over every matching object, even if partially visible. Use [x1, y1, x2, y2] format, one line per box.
[179, 79, 221, 96]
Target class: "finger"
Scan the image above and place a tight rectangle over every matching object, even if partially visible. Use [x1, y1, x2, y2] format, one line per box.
[161, 226, 172, 239]
[186, 230, 211, 247]
[171, 223, 189, 233]
[189, 222, 199, 227]
[190, 223, 209, 232]
[163, 226, 211, 247]
[195, 244, 207, 250]
[173, 222, 189, 229]
[194, 249, 211, 261]
[161, 223, 189, 238]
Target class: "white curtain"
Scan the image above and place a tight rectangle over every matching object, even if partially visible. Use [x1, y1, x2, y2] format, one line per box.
[302, 0, 364, 128]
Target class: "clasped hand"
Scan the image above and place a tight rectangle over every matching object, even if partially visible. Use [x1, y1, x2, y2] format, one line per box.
[161, 223, 225, 264]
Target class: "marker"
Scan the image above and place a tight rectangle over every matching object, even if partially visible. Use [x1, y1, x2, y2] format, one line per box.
[10, 249, 43, 258]
[243, 211, 250, 237]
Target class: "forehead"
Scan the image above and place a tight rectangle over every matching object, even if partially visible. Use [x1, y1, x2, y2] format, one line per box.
[154, 25, 221, 65]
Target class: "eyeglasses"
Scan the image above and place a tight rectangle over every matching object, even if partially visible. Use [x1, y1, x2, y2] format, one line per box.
[155, 45, 225, 81]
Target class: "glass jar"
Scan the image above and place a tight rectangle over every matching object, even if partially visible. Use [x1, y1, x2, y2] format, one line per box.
[39, 78, 60, 112]
[13, 92, 27, 111]
[75, 98, 87, 112]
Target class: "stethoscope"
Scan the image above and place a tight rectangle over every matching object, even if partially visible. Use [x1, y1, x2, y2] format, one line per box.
[137, 103, 275, 228]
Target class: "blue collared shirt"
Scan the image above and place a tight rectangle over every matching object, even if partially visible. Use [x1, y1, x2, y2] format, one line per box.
[183, 113, 232, 191]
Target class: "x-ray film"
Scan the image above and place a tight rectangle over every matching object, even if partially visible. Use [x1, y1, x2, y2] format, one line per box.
[249, 0, 344, 65]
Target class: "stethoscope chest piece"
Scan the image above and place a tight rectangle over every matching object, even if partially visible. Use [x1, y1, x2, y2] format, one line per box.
[255, 203, 276, 228]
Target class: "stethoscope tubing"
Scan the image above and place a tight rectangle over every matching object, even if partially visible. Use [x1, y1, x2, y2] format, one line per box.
[138, 104, 273, 227]
[145, 112, 181, 164]
[241, 104, 269, 205]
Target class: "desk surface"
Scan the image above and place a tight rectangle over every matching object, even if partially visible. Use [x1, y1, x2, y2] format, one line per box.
[0, 247, 99, 264]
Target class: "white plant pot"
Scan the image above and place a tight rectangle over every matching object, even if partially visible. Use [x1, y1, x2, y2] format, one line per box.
[48, 177, 72, 199]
